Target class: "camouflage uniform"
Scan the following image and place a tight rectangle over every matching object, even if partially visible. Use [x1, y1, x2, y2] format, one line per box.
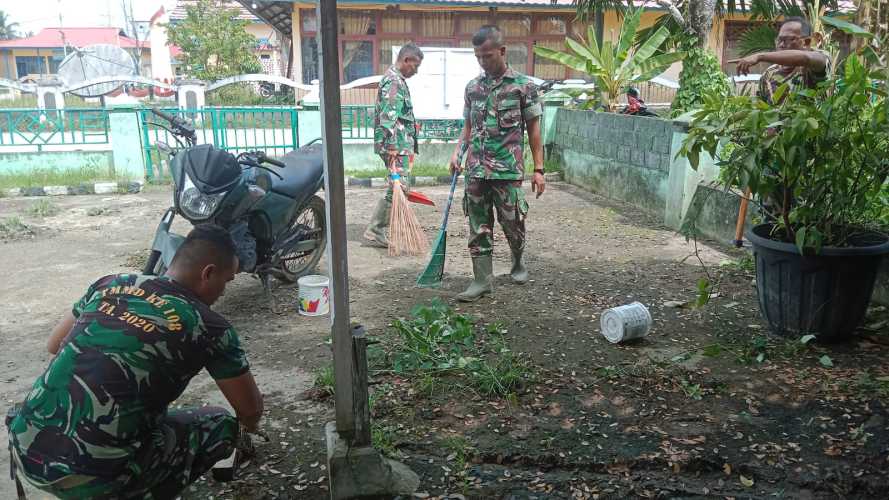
[8, 273, 249, 499]
[758, 50, 830, 105]
[462, 67, 541, 257]
[374, 65, 418, 199]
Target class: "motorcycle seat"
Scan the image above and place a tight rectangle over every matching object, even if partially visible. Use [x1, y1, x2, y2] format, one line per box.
[271, 144, 324, 201]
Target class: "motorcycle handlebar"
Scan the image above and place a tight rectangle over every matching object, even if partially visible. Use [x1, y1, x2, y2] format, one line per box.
[151, 107, 177, 123]
[264, 157, 286, 168]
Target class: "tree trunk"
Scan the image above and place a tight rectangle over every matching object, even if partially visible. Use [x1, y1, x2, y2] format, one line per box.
[687, 0, 717, 47]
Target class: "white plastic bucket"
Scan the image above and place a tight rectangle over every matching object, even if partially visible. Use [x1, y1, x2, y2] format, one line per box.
[297, 275, 330, 316]
[600, 302, 652, 343]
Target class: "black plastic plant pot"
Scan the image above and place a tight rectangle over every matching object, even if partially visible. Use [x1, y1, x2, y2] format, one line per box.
[747, 224, 889, 342]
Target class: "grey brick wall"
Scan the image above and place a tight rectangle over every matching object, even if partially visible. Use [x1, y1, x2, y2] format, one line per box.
[553, 109, 673, 173]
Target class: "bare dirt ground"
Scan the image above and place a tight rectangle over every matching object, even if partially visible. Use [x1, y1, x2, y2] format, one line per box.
[1, 182, 887, 499]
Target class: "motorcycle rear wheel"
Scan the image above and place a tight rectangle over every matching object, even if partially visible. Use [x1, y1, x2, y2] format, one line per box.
[276, 195, 326, 283]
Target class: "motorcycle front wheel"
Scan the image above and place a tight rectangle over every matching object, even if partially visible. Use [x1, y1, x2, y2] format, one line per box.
[277, 195, 326, 283]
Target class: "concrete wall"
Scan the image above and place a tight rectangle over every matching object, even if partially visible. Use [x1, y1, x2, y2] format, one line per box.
[0, 150, 114, 176]
[551, 110, 673, 216]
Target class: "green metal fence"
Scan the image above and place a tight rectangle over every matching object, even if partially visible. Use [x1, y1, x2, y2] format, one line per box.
[341, 105, 463, 141]
[139, 107, 299, 181]
[0, 108, 110, 151]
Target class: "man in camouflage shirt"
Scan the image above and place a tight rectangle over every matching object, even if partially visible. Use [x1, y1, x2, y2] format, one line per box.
[8, 225, 263, 499]
[730, 16, 829, 217]
[364, 43, 424, 248]
[730, 16, 829, 104]
[449, 25, 545, 302]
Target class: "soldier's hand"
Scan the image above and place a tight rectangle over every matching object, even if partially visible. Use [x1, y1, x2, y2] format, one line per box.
[449, 153, 464, 175]
[532, 171, 546, 199]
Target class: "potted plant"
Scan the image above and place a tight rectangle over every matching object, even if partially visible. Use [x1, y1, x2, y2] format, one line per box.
[679, 32, 889, 342]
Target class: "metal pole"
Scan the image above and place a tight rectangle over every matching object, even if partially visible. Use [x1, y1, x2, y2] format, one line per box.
[317, 0, 356, 437]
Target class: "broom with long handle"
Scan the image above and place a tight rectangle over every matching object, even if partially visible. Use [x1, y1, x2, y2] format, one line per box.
[388, 155, 429, 256]
[416, 142, 467, 287]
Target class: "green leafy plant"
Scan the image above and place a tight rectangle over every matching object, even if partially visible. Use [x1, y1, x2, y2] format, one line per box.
[671, 45, 732, 116]
[679, 26, 889, 253]
[311, 364, 335, 397]
[533, 7, 684, 111]
[162, 0, 262, 80]
[390, 299, 477, 373]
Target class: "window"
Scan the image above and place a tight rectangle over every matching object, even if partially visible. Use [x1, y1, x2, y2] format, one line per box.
[723, 22, 772, 74]
[343, 40, 374, 82]
[537, 16, 567, 35]
[498, 15, 531, 37]
[379, 39, 409, 74]
[301, 9, 317, 32]
[340, 11, 376, 35]
[302, 36, 319, 83]
[48, 54, 64, 74]
[507, 43, 528, 74]
[16, 56, 45, 77]
[533, 40, 565, 79]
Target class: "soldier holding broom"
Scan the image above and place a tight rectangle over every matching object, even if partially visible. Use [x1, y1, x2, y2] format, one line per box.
[363, 44, 424, 249]
[449, 25, 545, 302]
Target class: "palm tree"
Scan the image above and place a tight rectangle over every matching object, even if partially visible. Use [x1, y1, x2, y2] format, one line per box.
[0, 11, 20, 40]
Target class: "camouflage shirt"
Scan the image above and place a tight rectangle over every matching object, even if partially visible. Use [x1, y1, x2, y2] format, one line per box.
[9, 274, 249, 479]
[374, 66, 417, 156]
[758, 50, 830, 104]
[463, 67, 542, 181]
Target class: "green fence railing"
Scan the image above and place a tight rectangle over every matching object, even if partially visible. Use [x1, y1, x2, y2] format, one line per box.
[0, 108, 110, 151]
[139, 107, 299, 181]
[341, 105, 464, 141]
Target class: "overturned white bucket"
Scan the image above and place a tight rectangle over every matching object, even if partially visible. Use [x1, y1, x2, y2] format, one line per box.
[298, 275, 330, 316]
[600, 302, 652, 343]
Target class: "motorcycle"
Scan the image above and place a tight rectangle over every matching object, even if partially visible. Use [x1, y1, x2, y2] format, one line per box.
[143, 108, 327, 292]
[620, 87, 658, 117]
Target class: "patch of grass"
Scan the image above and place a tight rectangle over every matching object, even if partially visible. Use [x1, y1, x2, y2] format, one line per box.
[371, 423, 399, 457]
[0, 95, 100, 109]
[389, 299, 533, 397]
[346, 163, 450, 179]
[0, 166, 127, 191]
[24, 199, 60, 217]
[440, 435, 472, 468]
[0, 217, 33, 241]
[312, 365, 335, 397]
[853, 371, 889, 401]
[679, 378, 703, 400]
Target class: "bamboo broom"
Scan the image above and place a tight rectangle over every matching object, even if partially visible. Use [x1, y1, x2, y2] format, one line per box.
[388, 156, 428, 256]
[388, 155, 428, 256]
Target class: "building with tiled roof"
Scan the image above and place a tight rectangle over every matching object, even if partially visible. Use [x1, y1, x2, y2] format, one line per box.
[239, 0, 855, 85]
[0, 27, 150, 81]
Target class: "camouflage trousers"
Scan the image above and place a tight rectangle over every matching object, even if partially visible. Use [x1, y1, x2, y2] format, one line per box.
[14, 406, 237, 499]
[381, 154, 414, 202]
[463, 178, 529, 257]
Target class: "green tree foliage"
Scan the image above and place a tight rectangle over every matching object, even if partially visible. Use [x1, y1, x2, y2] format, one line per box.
[533, 7, 684, 111]
[163, 0, 262, 80]
[0, 11, 20, 40]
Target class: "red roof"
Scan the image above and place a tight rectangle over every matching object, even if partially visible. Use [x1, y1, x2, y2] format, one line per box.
[0, 27, 145, 49]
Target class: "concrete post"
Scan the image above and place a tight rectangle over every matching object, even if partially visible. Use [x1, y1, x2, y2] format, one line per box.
[35, 78, 65, 111]
[108, 105, 147, 182]
[176, 79, 206, 110]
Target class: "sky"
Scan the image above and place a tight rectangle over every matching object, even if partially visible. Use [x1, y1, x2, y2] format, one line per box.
[3, 0, 172, 36]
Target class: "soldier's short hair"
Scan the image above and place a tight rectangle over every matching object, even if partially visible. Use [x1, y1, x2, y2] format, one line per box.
[397, 43, 424, 62]
[171, 224, 237, 271]
[472, 25, 503, 48]
[782, 16, 812, 37]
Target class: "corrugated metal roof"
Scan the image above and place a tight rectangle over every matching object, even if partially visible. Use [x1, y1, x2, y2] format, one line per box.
[0, 27, 144, 49]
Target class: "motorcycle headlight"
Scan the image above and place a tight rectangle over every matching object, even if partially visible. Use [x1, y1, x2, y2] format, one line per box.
[179, 175, 226, 221]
